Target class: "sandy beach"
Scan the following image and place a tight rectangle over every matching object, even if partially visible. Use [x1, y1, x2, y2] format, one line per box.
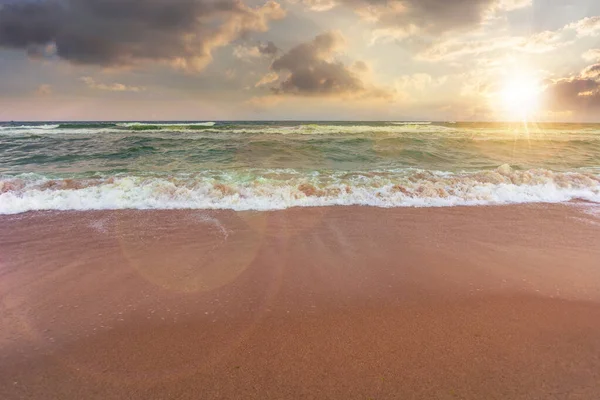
[1, 203, 600, 399]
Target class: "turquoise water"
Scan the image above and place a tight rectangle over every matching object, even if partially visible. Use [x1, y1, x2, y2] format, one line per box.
[1, 121, 599, 213]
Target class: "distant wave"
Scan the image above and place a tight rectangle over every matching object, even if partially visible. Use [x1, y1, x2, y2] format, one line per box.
[118, 122, 217, 130]
[118, 121, 216, 127]
[57, 123, 118, 129]
[391, 121, 432, 125]
[0, 124, 59, 130]
[0, 123, 458, 135]
[1, 165, 598, 214]
[0, 122, 217, 135]
[4, 121, 600, 136]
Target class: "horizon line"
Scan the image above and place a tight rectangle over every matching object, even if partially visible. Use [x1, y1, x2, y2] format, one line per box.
[1, 120, 599, 124]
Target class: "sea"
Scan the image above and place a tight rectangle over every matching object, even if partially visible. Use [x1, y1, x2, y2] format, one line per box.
[0, 121, 599, 214]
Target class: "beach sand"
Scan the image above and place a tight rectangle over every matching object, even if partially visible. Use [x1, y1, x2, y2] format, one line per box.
[1, 204, 600, 399]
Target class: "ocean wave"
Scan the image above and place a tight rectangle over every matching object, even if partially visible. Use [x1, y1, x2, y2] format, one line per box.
[4, 121, 600, 137]
[117, 122, 217, 130]
[0, 122, 458, 135]
[0, 124, 59, 130]
[0, 125, 116, 136]
[109, 123, 457, 135]
[247, 124, 457, 135]
[118, 122, 217, 127]
[0, 122, 217, 135]
[391, 121, 432, 125]
[57, 123, 118, 129]
[1, 165, 598, 214]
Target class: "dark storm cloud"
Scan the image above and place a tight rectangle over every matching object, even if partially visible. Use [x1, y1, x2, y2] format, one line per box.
[268, 31, 390, 98]
[0, 0, 285, 70]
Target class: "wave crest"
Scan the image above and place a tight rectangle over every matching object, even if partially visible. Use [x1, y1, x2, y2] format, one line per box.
[1, 165, 599, 214]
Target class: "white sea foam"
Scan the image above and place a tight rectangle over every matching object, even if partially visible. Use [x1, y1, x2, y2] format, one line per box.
[118, 122, 216, 127]
[1, 166, 599, 214]
[391, 121, 432, 125]
[4, 122, 600, 137]
[110, 123, 456, 135]
[0, 126, 118, 136]
[0, 124, 59, 130]
[0, 122, 458, 135]
[232, 124, 457, 135]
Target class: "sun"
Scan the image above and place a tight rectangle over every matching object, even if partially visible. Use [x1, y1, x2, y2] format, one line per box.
[498, 73, 542, 121]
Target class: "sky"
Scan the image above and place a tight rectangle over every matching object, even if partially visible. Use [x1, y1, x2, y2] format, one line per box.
[1, 0, 600, 121]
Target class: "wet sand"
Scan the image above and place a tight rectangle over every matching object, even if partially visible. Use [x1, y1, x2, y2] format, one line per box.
[1, 204, 600, 399]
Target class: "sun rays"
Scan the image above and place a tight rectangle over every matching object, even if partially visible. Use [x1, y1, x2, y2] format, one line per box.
[496, 70, 543, 122]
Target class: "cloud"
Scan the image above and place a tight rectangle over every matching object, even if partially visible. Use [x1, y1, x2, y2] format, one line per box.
[233, 41, 279, 61]
[583, 49, 600, 62]
[266, 31, 392, 99]
[416, 34, 569, 61]
[0, 0, 285, 71]
[260, 41, 279, 56]
[300, 0, 530, 38]
[581, 64, 600, 80]
[516, 29, 572, 53]
[417, 37, 521, 61]
[544, 64, 600, 113]
[255, 71, 279, 87]
[395, 73, 446, 91]
[416, 15, 600, 61]
[566, 16, 600, 38]
[81, 77, 144, 92]
[297, 0, 337, 12]
[233, 45, 262, 60]
[393, 73, 448, 102]
[496, 0, 531, 11]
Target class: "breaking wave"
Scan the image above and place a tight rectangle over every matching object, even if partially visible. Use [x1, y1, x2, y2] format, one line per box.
[1, 165, 598, 214]
[3, 121, 600, 137]
[0, 121, 456, 135]
[0, 124, 59, 131]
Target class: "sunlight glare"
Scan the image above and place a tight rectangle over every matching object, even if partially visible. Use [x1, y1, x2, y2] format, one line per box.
[499, 73, 542, 121]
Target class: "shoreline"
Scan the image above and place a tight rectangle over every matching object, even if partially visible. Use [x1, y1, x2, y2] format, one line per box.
[1, 197, 599, 217]
[2, 203, 600, 399]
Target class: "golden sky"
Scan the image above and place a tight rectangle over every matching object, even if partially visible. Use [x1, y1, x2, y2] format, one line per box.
[1, 0, 600, 121]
